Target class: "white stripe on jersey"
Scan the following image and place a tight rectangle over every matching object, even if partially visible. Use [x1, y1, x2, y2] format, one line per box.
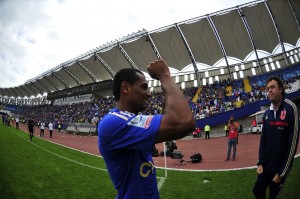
[109, 112, 129, 121]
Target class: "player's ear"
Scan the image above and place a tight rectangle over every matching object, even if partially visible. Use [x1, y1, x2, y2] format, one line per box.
[121, 81, 130, 95]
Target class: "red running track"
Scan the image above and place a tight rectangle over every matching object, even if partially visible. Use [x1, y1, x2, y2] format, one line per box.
[18, 123, 300, 171]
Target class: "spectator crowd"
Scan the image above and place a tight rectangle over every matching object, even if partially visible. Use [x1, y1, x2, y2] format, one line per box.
[1, 72, 299, 130]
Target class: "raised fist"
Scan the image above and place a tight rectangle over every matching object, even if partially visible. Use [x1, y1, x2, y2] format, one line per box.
[147, 59, 170, 80]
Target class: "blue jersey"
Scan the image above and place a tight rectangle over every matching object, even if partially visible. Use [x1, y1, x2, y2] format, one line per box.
[98, 108, 162, 199]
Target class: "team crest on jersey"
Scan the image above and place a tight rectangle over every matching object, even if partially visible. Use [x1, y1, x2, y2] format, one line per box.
[280, 109, 286, 120]
[128, 115, 153, 129]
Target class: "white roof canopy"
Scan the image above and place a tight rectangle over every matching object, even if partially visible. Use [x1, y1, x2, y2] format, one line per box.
[1, 0, 300, 98]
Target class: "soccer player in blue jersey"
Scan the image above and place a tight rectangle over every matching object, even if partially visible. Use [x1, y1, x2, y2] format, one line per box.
[98, 59, 196, 199]
[253, 76, 299, 199]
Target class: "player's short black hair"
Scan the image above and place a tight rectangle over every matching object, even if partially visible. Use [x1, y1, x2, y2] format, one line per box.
[266, 76, 285, 97]
[112, 68, 144, 101]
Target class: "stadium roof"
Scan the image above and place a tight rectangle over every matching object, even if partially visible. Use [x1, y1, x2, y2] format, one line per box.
[1, 0, 300, 98]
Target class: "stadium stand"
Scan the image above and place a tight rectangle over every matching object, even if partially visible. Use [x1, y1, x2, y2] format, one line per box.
[1, 63, 299, 135]
[1, 0, 300, 135]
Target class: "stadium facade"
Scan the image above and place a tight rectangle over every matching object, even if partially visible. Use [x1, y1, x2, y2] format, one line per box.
[0, 0, 299, 105]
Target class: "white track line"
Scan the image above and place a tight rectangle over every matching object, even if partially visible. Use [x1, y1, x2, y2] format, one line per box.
[8, 127, 299, 190]
[156, 153, 300, 172]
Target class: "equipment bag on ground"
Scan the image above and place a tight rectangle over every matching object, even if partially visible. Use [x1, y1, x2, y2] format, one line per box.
[190, 153, 202, 163]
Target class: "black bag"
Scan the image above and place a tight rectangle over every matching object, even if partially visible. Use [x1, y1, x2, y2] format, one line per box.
[190, 153, 202, 163]
[152, 146, 158, 157]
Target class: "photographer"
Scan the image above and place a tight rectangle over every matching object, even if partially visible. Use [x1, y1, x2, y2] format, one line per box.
[225, 117, 238, 161]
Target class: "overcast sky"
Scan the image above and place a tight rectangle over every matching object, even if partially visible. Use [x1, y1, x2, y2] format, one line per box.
[0, 0, 254, 88]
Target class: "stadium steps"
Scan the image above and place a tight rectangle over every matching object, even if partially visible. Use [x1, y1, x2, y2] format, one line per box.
[226, 85, 232, 96]
[243, 78, 252, 93]
[192, 87, 202, 103]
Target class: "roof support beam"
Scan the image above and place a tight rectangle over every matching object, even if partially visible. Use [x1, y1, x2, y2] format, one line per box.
[62, 67, 83, 86]
[175, 23, 200, 86]
[52, 73, 71, 90]
[94, 53, 115, 78]
[14, 90, 21, 97]
[4, 89, 10, 97]
[2, 90, 6, 97]
[3, 89, 9, 97]
[5, 88, 14, 97]
[8, 89, 15, 97]
[43, 76, 60, 91]
[24, 84, 37, 96]
[77, 61, 99, 82]
[10, 88, 19, 97]
[146, 34, 161, 59]
[207, 15, 232, 80]
[15, 88, 24, 97]
[26, 84, 38, 96]
[10, 88, 19, 98]
[29, 82, 42, 96]
[19, 87, 30, 97]
[264, 1, 290, 66]
[36, 79, 51, 93]
[288, 0, 300, 32]
[237, 8, 263, 74]
[118, 43, 139, 69]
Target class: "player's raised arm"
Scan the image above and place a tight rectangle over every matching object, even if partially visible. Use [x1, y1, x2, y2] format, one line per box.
[147, 59, 196, 143]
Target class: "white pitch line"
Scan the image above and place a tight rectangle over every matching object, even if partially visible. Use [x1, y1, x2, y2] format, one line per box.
[157, 177, 166, 191]
[9, 127, 168, 190]
[9, 128, 107, 172]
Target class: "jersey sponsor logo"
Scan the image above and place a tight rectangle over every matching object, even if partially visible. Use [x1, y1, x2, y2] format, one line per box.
[278, 126, 284, 131]
[128, 115, 142, 125]
[269, 121, 289, 126]
[128, 115, 154, 129]
[144, 116, 153, 129]
[280, 109, 286, 120]
[139, 161, 155, 177]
